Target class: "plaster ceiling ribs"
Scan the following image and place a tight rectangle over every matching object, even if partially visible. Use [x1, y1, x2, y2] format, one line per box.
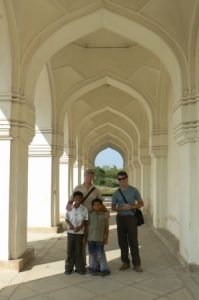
[81, 123, 133, 155]
[59, 76, 152, 136]
[87, 134, 129, 166]
[6, 2, 190, 167]
[22, 8, 183, 104]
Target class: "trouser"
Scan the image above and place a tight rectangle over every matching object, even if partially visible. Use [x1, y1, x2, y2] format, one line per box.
[88, 241, 109, 272]
[116, 215, 141, 267]
[65, 233, 85, 272]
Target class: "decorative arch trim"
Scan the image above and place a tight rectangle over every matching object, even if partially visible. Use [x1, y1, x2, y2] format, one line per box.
[23, 8, 183, 105]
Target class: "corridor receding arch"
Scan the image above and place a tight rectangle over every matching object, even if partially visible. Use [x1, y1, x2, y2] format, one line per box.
[88, 135, 128, 166]
[74, 106, 141, 146]
[93, 144, 125, 167]
[22, 8, 183, 104]
[80, 122, 134, 158]
[0, 0, 12, 98]
[94, 145, 124, 167]
[60, 74, 153, 136]
[84, 131, 130, 161]
[187, 0, 199, 90]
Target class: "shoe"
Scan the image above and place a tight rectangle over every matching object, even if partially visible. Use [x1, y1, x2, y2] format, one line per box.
[77, 271, 86, 275]
[134, 265, 143, 272]
[90, 271, 100, 276]
[64, 270, 72, 275]
[100, 270, 111, 277]
[119, 263, 130, 271]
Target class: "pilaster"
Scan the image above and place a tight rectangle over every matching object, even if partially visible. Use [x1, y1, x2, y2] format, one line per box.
[28, 128, 64, 228]
[67, 145, 75, 197]
[139, 144, 151, 213]
[173, 92, 199, 266]
[150, 130, 168, 227]
[0, 93, 35, 269]
[133, 152, 141, 191]
[59, 152, 69, 216]
[73, 160, 79, 189]
[126, 159, 133, 184]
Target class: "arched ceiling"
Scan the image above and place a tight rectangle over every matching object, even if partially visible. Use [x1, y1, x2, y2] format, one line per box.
[5, 0, 198, 166]
[82, 123, 133, 159]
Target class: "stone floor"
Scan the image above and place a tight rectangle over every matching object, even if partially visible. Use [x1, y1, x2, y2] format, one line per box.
[0, 199, 199, 300]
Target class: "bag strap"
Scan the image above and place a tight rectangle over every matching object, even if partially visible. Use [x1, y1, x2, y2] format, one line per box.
[81, 186, 96, 204]
[118, 188, 128, 204]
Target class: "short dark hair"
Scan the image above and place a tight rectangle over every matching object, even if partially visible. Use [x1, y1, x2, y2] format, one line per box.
[91, 198, 103, 206]
[73, 191, 83, 198]
[117, 171, 128, 178]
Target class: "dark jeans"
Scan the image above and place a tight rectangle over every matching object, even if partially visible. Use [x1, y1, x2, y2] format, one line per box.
[65, 233, 85, 272]
[116, 214, 141, 267]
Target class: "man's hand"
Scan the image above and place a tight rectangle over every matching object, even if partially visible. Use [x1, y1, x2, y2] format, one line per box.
[121, 204, 132, 210]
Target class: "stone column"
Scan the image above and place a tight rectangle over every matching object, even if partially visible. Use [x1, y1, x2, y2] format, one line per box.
[77, 160, 83, 185]
[0, 94, 34, 269]
[28, 128, 63, 229]
[133, 161, 141, 192]
[133, 152, 141, 191]
[150, 130, 168, 228]
[127, 160, 133, 184]
[68, 154, 74, 198]
[73, 160, 78, 189]
[139, 144, 151, 214]
[51, 130, 63, 227]
[173, 92, 199, 267]
[59, 152, 69, 217]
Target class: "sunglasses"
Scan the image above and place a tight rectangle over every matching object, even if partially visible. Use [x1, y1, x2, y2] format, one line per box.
[118, 177, 127, 181]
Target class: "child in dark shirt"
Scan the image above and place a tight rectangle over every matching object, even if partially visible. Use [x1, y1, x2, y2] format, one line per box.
[85, 198, 110, 276]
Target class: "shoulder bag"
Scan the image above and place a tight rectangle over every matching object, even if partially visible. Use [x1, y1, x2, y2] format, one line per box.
[118, 188, 144, 226]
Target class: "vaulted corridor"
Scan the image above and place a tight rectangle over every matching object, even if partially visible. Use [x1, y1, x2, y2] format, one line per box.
[0, 0, 199, 272]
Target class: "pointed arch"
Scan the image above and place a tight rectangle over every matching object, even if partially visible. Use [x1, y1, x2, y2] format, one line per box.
[189, 0, 199, 90]
[76, 105, 140, 145]
[0, 0, 12, 96]
[93, 144, 124, 166]
[87, 134, 128, 166]
[80, 122, 134, 155]
[22, 8, 183, 105]
[60, 73, 153, 134]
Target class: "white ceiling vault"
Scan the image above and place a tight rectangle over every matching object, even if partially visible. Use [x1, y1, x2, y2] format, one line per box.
[5, 0, 199, 166]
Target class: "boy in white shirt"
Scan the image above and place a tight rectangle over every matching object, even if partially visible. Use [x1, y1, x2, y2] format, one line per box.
[65, 191, 88, 275]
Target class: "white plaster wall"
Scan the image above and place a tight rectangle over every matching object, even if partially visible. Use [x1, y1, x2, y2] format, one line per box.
[35, 66, 52, 131]
[28, 65, 53, 227]
[0, 0, 11, 92]
[28, 157, 52, 227]
[0, 140, 10, 259]
[73, 161, 78, 189]
[59, 157, 68, 217]
[166, 88, 180, 238]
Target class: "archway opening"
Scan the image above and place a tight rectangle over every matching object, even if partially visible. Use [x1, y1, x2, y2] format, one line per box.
[95, 147, 124, 169]
[94, 147, 124, 195]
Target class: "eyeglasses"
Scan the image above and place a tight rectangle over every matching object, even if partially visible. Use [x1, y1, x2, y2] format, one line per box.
[118, 177, 127, 181]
